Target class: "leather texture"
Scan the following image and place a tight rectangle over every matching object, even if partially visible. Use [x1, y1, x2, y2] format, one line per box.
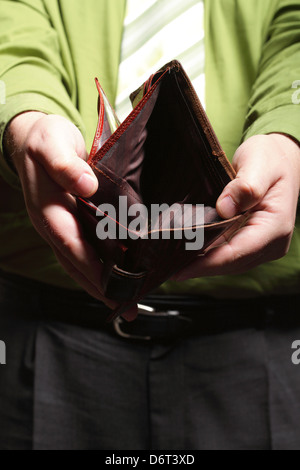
[77, 61, 244, 320]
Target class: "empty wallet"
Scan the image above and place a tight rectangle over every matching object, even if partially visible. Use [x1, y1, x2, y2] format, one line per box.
[77, 60, 244, 320]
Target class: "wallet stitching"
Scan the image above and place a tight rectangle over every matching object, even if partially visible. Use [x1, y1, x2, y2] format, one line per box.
[91, 168, 240, 229]
[181, 71, 222, 154]
[173, 73, 224, 192]
[93, 167, 125, 191]
[90, 72, 167, 166]
[92, 167, 141, 203]
[178, 69, 236, 182]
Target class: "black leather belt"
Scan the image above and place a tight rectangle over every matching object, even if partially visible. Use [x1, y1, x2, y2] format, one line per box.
[0, 270, 300, 343]
[112, 302, 261, 342]
[112, 294, 300, 342]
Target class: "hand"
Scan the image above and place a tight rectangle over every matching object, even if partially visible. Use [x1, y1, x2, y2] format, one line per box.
[173, 133, 300, 281]
[4, 112, 117, 309]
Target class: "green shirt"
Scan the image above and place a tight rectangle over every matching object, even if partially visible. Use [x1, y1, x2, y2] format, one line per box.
[0, 0, 300, 297]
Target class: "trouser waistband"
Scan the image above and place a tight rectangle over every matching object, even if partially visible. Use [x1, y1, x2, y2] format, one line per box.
[0, 269, 299, 342]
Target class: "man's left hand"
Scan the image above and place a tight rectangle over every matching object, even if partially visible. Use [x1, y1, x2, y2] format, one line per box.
[173, 133, 300, 280]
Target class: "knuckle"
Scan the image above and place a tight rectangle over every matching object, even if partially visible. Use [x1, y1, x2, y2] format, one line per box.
[250, 186, 264, 203]
[25, 134, 39, 157]
[41, 215, 52, 234]
[271, 226, 294, 259]
[25, 206, 48, 241]
[50, 156, 79, 186]
[282, 222, 295, 240]
[231, 247, 249, 267]
[239, 179, 264, 203]
[275, 242, 291, 259]
[279, 235, 293, 257]
[40, 216, 66, 246]
[27, 209, 42, 232]
[50, 156, 70, 175]
[279, 217, 295, 241]
[54, 231, 78, 255]
[26, 123, 52, 156]
[38, 124, 53, 143]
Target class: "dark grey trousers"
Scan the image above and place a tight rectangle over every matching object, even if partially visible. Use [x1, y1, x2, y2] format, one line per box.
[1, 275, 300, 450]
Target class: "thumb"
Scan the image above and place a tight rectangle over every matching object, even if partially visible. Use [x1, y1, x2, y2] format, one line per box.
[26, 115, 98, 197]
[216, 136, 274, 219]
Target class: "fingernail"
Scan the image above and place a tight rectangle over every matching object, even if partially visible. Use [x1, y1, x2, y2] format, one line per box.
[76, 173, 98, 196]
[218, 195, 237, 219]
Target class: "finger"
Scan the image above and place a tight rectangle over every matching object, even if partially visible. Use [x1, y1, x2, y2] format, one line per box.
[24, 159, 107, 293]
[121, 305, 139, 322]
[26, 115, 98, 197]
[216, 136, 280, 219]
[36, 202, 118, 309]
[36, 212, 118, 310]
[173, 210, 293, 280]
[28, 206, 114, 307]
[170, 213, 250, 281]
[52, 247, 117, 309]
[43, 201, 108, 293]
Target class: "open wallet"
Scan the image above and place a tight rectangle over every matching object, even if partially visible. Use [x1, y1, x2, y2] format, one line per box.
[76, 60, 244, 321]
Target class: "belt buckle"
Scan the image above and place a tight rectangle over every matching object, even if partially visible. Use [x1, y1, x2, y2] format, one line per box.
[113, 304, 182, 341]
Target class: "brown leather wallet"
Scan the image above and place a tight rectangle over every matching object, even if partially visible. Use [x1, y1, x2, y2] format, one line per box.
[77, 61, 244, 320]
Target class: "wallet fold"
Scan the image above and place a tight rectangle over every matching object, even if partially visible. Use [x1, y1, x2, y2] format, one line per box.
[77, 61, 244, 320]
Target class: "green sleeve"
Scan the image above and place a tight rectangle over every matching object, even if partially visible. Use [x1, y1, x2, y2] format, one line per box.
[0, 0, 84, 190]
[243, 0, 300, 143]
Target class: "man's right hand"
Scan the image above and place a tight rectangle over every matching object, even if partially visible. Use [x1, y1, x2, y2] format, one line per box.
[4, 111, 117, 308]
